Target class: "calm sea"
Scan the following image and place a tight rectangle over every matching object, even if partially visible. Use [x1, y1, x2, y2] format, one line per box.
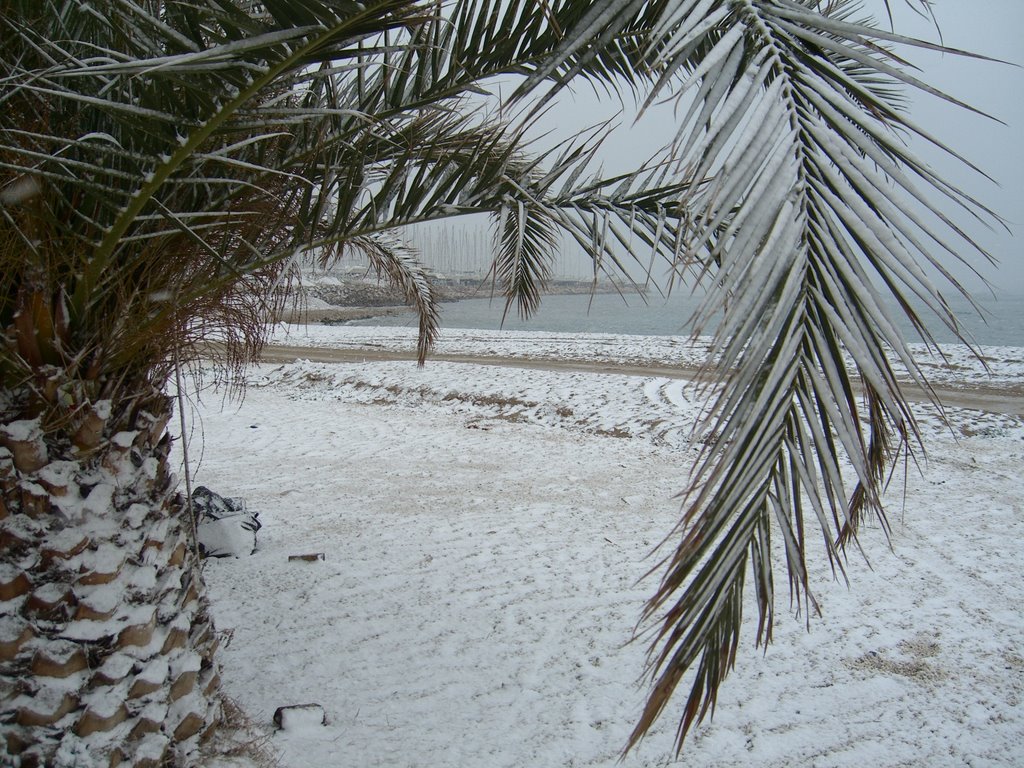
[352, 289, 1024, 348]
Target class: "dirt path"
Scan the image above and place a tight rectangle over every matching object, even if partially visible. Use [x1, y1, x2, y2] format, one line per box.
[257, 343, 1024, 417]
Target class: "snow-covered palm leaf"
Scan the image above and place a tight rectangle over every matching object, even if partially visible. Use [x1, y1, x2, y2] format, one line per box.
[323, 233, 440, 364]
[515, 0, 1000, 753]
[444, 0, 658, 92]
[491, 200, 559, 321]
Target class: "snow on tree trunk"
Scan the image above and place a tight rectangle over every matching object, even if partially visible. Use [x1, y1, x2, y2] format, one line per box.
[0, 392, 221, 767]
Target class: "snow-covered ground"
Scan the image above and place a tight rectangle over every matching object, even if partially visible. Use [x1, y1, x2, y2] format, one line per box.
[184, 326, 1024, 767]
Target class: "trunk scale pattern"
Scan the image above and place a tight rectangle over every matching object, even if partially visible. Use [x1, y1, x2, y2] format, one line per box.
[0, 393, 221, 767]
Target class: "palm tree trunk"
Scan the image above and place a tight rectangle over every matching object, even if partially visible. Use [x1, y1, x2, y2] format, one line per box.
[0, 390, 221, 766]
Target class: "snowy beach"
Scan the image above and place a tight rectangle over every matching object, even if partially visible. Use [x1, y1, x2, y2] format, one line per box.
[186, 326, 1024, 767]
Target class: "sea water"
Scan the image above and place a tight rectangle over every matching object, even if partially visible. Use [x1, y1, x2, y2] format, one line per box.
[352, 288, 1024, 348]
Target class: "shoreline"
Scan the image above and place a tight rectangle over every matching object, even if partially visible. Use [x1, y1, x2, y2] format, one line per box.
[282, 284, 1024, 348]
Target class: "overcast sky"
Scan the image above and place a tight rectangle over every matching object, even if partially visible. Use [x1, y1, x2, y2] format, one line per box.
[881, 0, 1024, 293]
[526, 1, 1023, 295]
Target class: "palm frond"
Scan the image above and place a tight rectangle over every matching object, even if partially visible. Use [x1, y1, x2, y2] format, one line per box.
[579, 1, 1003, 753]
[324, 233, 439, 364]
[491, 200, 558, 321]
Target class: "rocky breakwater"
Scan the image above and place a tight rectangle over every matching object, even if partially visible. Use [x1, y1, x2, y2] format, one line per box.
[282, 277, 627, 324]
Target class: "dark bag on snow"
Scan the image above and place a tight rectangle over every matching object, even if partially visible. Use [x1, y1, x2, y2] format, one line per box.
[191, 486, 261, 558]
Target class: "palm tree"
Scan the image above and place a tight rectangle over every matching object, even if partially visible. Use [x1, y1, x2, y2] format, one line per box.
[0, 2, 687, 763]
[0, 0, 999, 764]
